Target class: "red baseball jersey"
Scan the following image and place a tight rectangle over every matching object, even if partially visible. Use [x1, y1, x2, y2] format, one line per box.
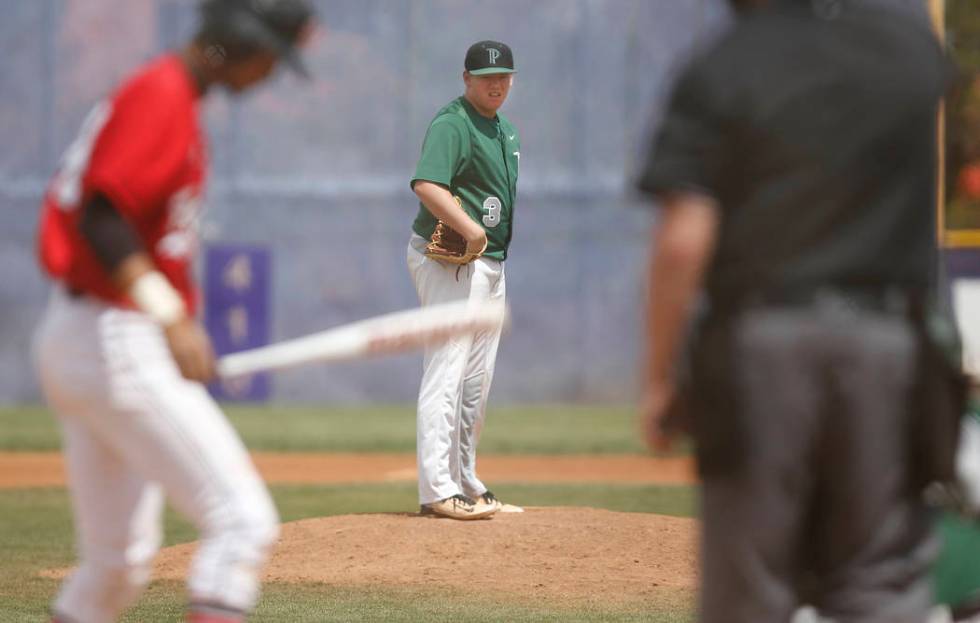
[38, 54, 207, 313]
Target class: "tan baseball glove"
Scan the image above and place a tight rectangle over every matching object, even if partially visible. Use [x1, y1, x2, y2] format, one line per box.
[424, 197, 487, 265]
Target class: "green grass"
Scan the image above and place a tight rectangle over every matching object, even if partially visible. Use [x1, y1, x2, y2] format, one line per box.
[0, 404, 648, 454]
[122, 582, 693, 623]
[0, 483, 695, 623]
[0, 406, 60, 451]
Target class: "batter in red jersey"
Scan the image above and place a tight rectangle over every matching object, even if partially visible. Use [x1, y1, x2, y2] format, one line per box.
[40, 53, 207, 316]
[33, 2, 314, 622]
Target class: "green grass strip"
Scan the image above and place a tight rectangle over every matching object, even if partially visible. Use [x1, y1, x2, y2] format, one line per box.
[0, 404, 650, 454]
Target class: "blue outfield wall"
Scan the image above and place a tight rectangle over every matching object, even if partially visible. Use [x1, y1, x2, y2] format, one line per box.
[0, 0, 935, 403]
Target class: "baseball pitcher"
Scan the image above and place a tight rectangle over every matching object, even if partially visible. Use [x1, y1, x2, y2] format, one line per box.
[407, 40, 521, 520]
[33, 2, 313, 622]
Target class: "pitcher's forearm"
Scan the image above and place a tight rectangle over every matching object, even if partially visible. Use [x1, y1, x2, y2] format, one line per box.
[413, 181, 485, 242]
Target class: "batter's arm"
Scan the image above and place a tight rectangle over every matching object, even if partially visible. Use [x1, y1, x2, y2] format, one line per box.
[413, 181, 487, 255]
[113, 254, 216, 382]
[78, 194, 216, 382]
[643, 192, 719, 451]
[78, 194, 143, 269]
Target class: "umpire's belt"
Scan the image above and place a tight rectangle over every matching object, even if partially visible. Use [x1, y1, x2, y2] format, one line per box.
[719, 286, 915, 316]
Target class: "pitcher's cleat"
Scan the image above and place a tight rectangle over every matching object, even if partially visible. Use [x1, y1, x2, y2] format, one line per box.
[478, 489, 524, 513]
[420, 494, 498, 520]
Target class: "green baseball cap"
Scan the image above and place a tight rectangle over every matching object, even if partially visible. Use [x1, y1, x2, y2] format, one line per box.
[464, 40, 515, 76]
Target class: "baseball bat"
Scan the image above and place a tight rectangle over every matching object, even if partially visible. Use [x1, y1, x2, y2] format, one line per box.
[217, 299, 509, 378]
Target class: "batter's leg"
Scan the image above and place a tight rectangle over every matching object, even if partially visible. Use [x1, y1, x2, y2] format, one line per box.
[106, 374, 280, 617]
[51, 417, 163, 623]
[36, 298, 279, 618]
[459, 259, 505, 499]
[35, 295, 164, 623]
[407, 236, 474, 504]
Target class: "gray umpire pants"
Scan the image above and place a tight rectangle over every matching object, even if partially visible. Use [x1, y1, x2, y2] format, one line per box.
[698, 303, 938, 623]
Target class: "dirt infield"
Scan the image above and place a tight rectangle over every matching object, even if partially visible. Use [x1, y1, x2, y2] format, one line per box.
[0, 452, 696, 489]
[44, 507, 698, 609]
[26, 453, 698, 611]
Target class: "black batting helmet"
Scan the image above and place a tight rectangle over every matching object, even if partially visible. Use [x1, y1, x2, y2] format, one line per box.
[199, 0, 315, 78]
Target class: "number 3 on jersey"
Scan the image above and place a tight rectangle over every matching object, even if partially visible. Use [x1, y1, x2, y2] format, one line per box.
[482, 196, 502, 228]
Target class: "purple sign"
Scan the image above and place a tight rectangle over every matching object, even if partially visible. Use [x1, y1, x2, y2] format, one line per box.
[204, 244, 271, 402]
[947, 248, 980, 281]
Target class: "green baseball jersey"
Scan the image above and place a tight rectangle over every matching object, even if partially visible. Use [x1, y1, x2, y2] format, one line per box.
[411, 97, 520, 261]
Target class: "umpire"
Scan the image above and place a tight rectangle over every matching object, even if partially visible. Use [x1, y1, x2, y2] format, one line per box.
[637, 0, 957, 621]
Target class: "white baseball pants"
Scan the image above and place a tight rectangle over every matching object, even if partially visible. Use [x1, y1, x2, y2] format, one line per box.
[407, 235, 505, 505]
[33, 289, 279, 623]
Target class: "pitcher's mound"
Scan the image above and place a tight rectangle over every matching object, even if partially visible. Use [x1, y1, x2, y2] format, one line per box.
[154, 507, 697, 606]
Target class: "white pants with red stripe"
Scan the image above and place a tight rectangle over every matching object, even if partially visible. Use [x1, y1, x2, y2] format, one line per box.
[407, 234, 505, 505]
[33, 289, 278, 623]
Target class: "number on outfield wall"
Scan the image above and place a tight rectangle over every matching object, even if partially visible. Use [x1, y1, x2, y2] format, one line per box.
[53, 101, 112, 209]
[482, 196, 502, 228]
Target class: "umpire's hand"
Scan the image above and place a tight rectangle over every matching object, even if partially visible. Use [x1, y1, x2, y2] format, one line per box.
[640, 380, 678, 453]
[165, 319, 217, 383]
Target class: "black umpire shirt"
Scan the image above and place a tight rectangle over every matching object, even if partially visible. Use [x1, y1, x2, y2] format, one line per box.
[638, 0, 952, 305]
